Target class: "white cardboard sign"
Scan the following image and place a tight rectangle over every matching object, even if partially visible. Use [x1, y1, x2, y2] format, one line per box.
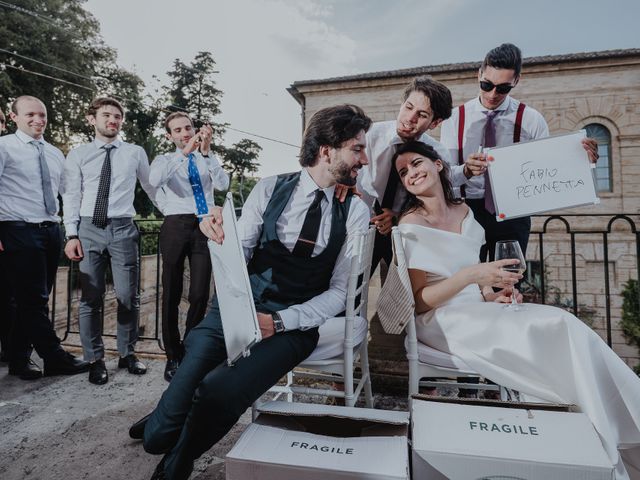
[208, 193, 262, 365]
[486, 130, 599, 221]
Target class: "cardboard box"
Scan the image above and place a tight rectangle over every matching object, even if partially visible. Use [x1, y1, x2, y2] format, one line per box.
[226, 401, 410, 479]
[411, 396, 614, 479]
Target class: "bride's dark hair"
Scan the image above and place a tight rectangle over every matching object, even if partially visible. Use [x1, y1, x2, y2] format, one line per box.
[392, 141, 462, 217]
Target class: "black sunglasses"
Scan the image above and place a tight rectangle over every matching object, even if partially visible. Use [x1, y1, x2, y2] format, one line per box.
[479, 79, 514, 95]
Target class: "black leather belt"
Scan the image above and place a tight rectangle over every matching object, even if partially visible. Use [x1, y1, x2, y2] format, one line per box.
[0, 221, 58, 228]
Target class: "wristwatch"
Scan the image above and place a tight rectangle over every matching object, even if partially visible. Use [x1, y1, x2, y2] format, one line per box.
[272, 312, 285, 333]
[65, 235, 79, 242]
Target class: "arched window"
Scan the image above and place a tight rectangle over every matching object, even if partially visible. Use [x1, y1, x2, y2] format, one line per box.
[585, 123, 612, 192]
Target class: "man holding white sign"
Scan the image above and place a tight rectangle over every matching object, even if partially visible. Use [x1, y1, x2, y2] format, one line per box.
[441, 43, 598, 261]
[131, 104, 372, 480]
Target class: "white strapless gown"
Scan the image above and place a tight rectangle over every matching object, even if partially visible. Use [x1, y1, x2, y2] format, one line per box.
[399, 216, 640, 480]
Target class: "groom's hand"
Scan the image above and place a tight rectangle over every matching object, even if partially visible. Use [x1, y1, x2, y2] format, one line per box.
[199, 206, 225, 244]
[257, 313, 275, 339]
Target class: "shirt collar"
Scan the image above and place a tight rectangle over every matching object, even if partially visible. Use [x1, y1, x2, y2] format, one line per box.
[301, 168, 334, 203]
[93, 137, 122, 149]
[474, 95, 512, 114]
[15, 129, 45, 145]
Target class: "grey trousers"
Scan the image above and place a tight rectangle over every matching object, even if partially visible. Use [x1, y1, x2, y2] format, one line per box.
[78, 217, 140, 362]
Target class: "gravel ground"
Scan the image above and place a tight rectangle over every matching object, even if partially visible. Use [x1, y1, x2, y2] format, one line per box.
[0, 353, 412, 480]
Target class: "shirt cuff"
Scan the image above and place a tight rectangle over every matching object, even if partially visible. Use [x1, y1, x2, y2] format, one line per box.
[450, 165, 468, 188]
[64, 223, 78, 236]
[278, 308, 299, 331]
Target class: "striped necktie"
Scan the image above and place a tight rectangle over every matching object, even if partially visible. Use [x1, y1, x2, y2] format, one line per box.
[188, 153, 208, 219]
[92, 144, 115, 228]
[31, 140, 58, 216]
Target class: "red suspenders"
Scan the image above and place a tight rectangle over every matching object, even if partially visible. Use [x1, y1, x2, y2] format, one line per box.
[457, 102, 526, 198]
[457, 105, 467, 198]
[513, 102, 526, 143]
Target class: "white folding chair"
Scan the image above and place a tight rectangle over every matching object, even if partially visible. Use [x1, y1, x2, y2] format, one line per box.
[390, 228, 505, 400]
[254, 226, 377, 416]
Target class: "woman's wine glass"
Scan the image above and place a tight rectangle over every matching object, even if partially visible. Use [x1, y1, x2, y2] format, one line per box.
[495, 240, 527, 311]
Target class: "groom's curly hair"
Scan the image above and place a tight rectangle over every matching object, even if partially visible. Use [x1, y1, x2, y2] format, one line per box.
[393, 141, 462, 217]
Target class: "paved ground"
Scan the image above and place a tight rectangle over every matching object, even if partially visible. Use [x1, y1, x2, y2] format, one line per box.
[0, 353, 409, 480]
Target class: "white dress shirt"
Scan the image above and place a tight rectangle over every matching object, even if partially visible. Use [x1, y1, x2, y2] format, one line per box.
[357, 120, 451, 214]
[0, 130, 65, 223]
[238, 168, 370, 331]
[440, 96, 549, 199]
[149, 149, 229, 215]
[62, 138, 157, 235]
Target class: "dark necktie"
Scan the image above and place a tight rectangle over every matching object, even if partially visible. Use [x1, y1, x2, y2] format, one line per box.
[381, 146, 400, 210]
[483, 111, 498, 215]
[292, 189, 325, 257]
[30, 141, 58, 215]
[92, 145, 115, 228]
[187, 153, 208, 218]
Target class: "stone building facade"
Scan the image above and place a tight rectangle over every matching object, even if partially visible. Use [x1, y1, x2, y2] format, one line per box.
[288, 49, 640, 368]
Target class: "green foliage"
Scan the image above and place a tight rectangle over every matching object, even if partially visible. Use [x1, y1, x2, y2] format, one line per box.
[620, 279, 640, 374]
[1, 7, 262, 219]
[136, 220, 163, 256]
[221, 139, 262, 204]
[0, 0, 116, 149]
[164, 51, 227, 146]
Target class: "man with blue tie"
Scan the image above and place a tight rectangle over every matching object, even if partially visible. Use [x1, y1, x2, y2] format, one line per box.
[149, 112, 229, 382]
[63, 97, 158, 385]
[0, 95, 89, 380]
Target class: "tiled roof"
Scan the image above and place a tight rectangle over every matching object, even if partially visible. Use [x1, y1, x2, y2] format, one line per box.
[290, 48, 640, 88]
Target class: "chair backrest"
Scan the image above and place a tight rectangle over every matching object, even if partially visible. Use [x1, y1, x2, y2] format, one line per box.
[346, 226, 376, 320]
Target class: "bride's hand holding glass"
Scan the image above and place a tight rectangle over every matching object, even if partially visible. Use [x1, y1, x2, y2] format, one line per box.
[465, 258, 523, 289]
[495, 240, 527, 310]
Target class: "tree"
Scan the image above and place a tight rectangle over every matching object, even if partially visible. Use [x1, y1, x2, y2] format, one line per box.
[0, 0, 115, 150]
[221, 139, 262, 204]
[164, 51, 226, 147]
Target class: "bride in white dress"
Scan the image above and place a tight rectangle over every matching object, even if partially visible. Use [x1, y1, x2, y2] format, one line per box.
[393, 140, 640, 479]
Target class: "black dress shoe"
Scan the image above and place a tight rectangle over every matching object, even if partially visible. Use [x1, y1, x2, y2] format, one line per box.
[88, 359, 108, 385]
[9, 359, 43, 380]
[44, 351, 90, 376]
[164, 359, 179, 382]
[118, 354, 147, 375]
[129, 413, 151, 440]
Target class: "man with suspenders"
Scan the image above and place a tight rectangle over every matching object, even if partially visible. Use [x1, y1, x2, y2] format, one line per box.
[441, 43, 598, 262]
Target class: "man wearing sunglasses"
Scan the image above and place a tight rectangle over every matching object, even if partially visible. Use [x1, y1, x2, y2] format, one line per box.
[441, 43, 598, 262]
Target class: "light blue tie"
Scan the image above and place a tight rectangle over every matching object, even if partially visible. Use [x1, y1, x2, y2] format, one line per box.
[31, 140, 58, 216]
[188, 153, 208, 219]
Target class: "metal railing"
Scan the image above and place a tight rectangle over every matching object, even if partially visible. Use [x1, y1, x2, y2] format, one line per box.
[528, 213, 640, 348]
[49, 214, 640, 353]
[51, 219, 164, 349]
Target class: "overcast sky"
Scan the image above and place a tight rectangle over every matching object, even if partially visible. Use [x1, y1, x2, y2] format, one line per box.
[84, 0, 639, 178]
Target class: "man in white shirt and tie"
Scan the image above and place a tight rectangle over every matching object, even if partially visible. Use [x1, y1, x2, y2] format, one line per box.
[0, 95, 89, 380]
[440, 43, 599, 261]
[149, 112, 229, 382]
[63, 97, 158, 385]
[129, 104, 372, 480]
